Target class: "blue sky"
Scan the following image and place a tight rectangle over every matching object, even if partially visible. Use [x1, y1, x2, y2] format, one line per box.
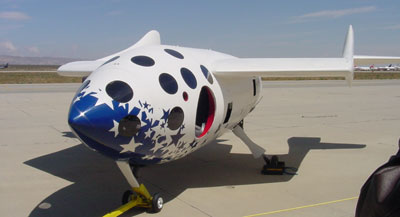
[0, 0, 399, 59]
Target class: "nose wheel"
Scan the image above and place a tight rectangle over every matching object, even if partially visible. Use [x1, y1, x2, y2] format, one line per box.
[151, 193, 164, 213]
[120, 185, 164, 213]
[103, 161, 164, 216]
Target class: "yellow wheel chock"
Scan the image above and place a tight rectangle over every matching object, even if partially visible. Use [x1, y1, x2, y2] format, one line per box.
[103, 184, 163, 217]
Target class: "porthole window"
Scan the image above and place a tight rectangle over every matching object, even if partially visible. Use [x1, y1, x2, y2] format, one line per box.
[180, 67, 197, 89]
[200, 65, 213, 84]
[102, 56, 119, 66]
[118, 115, 141, 137]
[167, 107, 184, 130]
[164, 49, 184, 59]
[159, 73, 178, 94]
[183, 92, 188, 101]
[106, 80, 133, 103]
[131, 56, 155, 67]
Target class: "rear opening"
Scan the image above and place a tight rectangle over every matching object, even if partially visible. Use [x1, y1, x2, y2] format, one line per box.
[195, 86, 215, 138]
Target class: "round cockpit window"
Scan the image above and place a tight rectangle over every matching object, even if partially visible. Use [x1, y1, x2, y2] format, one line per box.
[106, 80, 133, 103]
[159, 73, 178, 94]
[167, 107, 184, 130]
[118, 115, 141, 137]
[164, 49, 184, 59]
[180, 67, 197, 89]
[131, 56, 155, 67]
[200, 65, 213, 84]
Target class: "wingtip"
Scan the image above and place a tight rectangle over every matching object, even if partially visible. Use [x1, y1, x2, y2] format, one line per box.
[344, 25, 354, 87]
[343, 25, 354, 59]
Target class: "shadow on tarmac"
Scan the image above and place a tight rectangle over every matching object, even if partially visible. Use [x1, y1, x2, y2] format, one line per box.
[24, 135, 365, 217]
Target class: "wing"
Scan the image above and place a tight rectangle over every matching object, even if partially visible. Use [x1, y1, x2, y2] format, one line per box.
[211, 26, 400, 86]
[354, 55, 400, 65]
[57, 60, 104, 77]
[57, 30, 161, 77]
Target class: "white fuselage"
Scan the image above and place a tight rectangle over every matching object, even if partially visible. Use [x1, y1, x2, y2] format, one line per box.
[68, 45, 261, 165]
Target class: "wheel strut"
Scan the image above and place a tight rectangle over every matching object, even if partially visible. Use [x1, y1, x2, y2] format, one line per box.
[103, 161, 164, 216]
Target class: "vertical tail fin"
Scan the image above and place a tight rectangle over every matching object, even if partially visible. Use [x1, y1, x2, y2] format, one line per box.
[343, 25, 354, 86]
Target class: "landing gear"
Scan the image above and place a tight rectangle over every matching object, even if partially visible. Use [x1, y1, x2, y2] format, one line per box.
[103, 161, 164, 216]
[151, 193, 164, 213]
[232, 124, 266, 159]
[122, 190, 133, 204]
[261, 155, 285, 175]
[232, 121, 293, 176]
[119, 184, 163, 213]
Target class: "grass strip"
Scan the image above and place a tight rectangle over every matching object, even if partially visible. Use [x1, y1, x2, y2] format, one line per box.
[0, 72, 81, 84]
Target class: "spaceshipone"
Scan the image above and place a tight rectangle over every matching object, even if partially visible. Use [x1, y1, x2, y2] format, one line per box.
[58, 26, 400, 213]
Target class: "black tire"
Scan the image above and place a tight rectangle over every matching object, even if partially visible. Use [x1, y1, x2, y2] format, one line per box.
[151, 193, 163, 213]
[122, 190, 133, 204]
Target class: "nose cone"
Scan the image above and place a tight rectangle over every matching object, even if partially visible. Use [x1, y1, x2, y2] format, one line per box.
[67, 81, 143, 160]
[68, 92, 115, 147]
[68, 98, 97, 135]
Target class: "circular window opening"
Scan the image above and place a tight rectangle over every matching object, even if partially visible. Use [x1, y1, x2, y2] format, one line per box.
[118, 115, 141, 137]
[106, 80, 133, 103]
[180, 67, 197, 89]
[167, 107, 184, 130]
[195, 86, 215, 138]
[164, 49, 184, 59]
[159, 73, 178, 94]
[200, 65, 213, 84]
[131, 56, 155, 67]
[183, 92, 188, 101]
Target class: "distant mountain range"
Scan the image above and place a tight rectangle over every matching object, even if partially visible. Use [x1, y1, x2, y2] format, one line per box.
[0, 55, 81, 65]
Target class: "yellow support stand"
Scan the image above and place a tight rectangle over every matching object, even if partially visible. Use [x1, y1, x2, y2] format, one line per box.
[103, 184, 153, 217]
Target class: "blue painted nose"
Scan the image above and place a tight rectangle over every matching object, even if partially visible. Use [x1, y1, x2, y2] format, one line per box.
[67, 90, 142, 159]
[68, 102, 93, 135]
[68, 93, 116, 147]
[67, 82, 150, 162]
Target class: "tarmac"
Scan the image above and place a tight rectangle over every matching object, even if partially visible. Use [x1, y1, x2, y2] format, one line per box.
[1, 80, 400, 217]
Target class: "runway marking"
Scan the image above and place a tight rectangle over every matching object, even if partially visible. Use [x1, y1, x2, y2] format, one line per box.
[244, 196, 358, 217]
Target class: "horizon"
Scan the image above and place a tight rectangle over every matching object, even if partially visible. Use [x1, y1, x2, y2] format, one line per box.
[0, 1, 399, 60]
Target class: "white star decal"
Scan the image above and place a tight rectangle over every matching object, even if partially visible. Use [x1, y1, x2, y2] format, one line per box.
[142, 155, 156, 160]
[144, 129, 153, 138]
[109, 120, 119, 137]
[120, 143, 135, 153]
[93, 90, 114, 109]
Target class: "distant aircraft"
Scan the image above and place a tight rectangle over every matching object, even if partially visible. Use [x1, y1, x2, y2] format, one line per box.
[354, 65, 373, 71]
[0, 63, 8, 69]
[379, 64, 396, 71]
[58, 26, 400, 214]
